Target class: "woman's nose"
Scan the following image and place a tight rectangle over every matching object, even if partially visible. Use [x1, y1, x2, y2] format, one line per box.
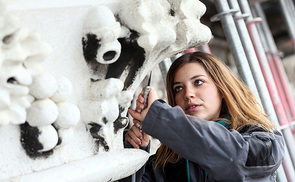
[184, 87, 195, 100]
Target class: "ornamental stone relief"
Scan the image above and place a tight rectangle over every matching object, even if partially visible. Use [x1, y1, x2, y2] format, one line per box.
[0, 0, 211, 181]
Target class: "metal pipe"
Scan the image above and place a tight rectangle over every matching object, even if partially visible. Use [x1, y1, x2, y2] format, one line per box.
[131, 173, 136, 182]
[286, 0, 295, 24]
[227, 0, 274, 123]
[159, 58, 172, 85]
[212, 0, 261, 104]
[253, 2, 295, 122]
[278, 0, 295, 43]
[159, 53, 184, 85]
[228, 1, 289, 180]
[252, 4, 291, 122]
[268, 57, 293, 120]
[184, 48, 196, 54]
[281, 128, 295, 181]
[249, 9, 290, 125]
[252, 2, 295, 178]
[237, 0, 285, 124]
[273, 58, 295, 121]
[197, 44, 212, 54]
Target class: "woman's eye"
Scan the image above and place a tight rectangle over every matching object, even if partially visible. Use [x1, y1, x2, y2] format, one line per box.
[194, 80, 204, 86]
[174, 86, 183, 93]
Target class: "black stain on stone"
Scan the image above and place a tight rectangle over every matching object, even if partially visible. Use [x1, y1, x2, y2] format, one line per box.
[169, 9, 175, 16]
[102, 117, 108, 124]
[90, 78, 101, 82]
[2, 33, 14, 44]
[89, 122, 109, 152]
[20, 122, 53, 159]
[114, 117, 128, 134]
[82, 33, 101, 64]
[7, 77, 18, 84]
[118, 106, 124, 114]
[89, 122, 102, 137]
[95, 136, 109, 152]
[114, 106, 128, 134]
[83, 30, 146, 90]
[105, 30, 145, 90]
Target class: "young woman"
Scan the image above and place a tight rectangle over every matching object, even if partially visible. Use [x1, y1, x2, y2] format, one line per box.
[123, 51, 285, 182]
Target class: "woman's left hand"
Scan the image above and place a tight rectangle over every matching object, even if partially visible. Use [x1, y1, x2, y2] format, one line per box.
[124, 119, 150, 148]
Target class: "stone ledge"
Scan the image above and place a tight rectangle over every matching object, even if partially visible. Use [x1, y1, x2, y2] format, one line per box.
[4, 149, 149, 182]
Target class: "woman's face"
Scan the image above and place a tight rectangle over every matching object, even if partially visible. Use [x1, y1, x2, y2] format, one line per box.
[173, 62, 222, 120]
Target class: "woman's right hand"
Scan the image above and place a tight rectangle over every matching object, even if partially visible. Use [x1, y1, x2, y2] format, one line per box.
[124, 119, 150, 148]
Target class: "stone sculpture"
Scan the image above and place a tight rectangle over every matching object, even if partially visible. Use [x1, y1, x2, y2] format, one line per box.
[0, 0, 211, 181]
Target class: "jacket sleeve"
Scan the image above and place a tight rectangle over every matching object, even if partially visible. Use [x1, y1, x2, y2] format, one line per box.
[142, 100, 285, 181]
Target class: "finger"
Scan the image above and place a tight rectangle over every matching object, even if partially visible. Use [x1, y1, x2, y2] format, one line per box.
[130, 125, 143, 139]
[128, 109, 143, 122]
[136, 101, 145, 112]
[142, 132, 150, 143]
[129, 138, 140, 149]
[125, 129, 142, 147]
[133, 119, 142, 128]
[128, 133, 142, 145]
[138, 93, 145, 103]
[142, 132, 150, 141]
[137, 98, 144, 104]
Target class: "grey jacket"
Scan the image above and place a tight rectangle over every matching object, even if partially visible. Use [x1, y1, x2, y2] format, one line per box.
[124, 100, 285, 182]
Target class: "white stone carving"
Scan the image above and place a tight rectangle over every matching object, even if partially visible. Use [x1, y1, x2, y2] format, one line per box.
[79, 78, 131, 152]
[7, 149, 149, 182]
[29, 73, 58, 99]
[0, 1, 51, 126]
[51, 76, 73, 102]
[26, 98, 58, 127]
[37, 125, 59, 152]
[82, 5, 123, 64]
[1, 0, 211, 181]
[55, 102, 80, 129]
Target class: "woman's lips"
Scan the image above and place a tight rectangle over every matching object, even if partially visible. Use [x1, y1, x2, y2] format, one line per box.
[186, 104, 200, 112]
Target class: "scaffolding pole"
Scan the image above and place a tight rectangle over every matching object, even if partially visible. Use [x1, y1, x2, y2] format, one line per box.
[236, 0, 295, 181]
[197, 44, 212, 54]
[279, 0, 295, 49]
[211, 0, 261, 105]
[158, 58, 172, 85]
[252, 2, 295, 181]
[227, 1, 288, 181]
[253, 2, 295, 122]
[278, 0, 295, 120]
[212, 0, 295, 181]
[227, 0, 274, 124]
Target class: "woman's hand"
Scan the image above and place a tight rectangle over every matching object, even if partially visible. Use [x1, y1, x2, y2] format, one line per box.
[128, 87, 159, 122]
[125, 87, 158, 148]
[124, 119, 150, 148]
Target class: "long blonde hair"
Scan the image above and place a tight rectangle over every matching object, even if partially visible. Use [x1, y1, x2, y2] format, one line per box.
[155, 51, 274, 168]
